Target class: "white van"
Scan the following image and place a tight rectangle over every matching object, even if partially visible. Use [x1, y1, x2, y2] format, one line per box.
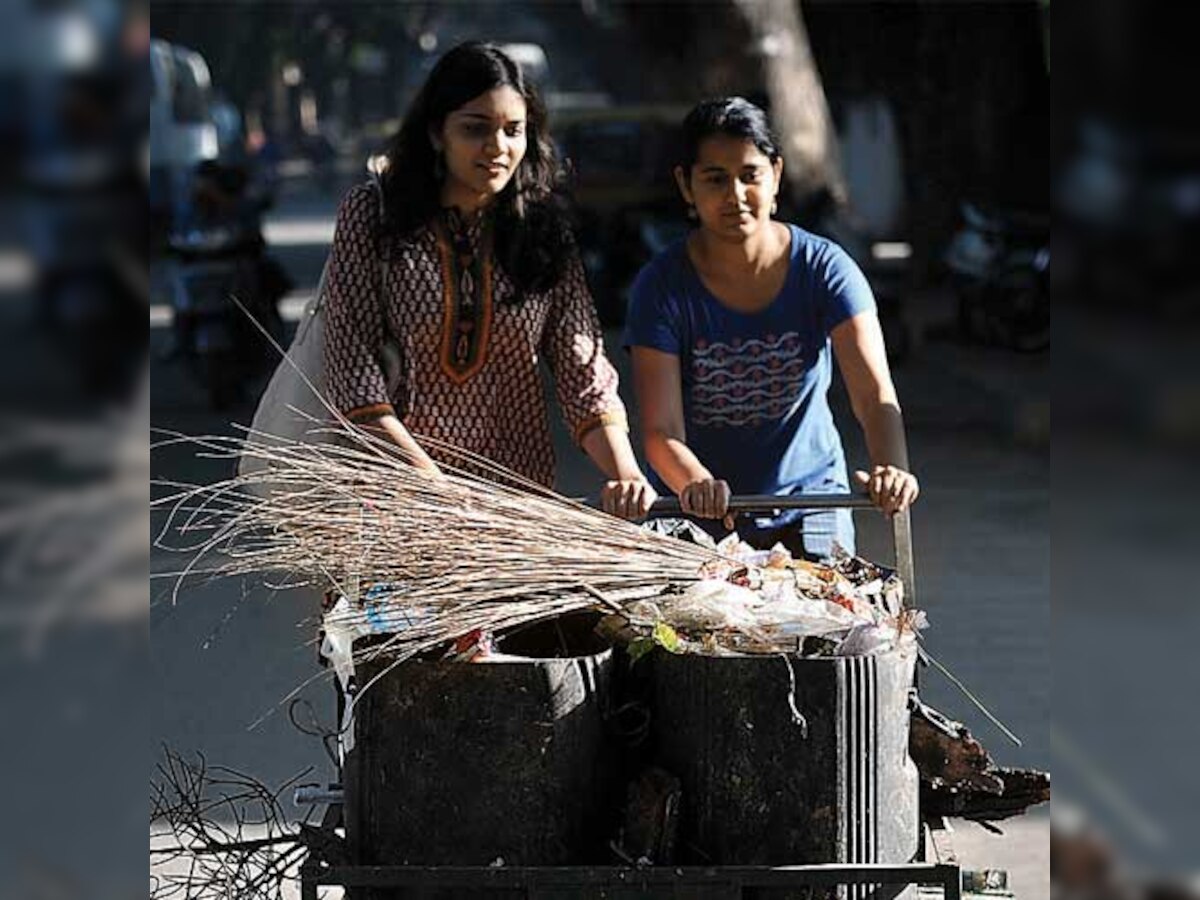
[149, 38, 218, 212]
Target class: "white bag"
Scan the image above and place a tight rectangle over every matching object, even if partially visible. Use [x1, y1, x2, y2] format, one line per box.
[237, 175, 400, 492]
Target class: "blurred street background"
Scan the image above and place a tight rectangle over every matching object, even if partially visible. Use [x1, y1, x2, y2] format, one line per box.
[146, 2, 1054, 896]
[3, 0, 1200, 897]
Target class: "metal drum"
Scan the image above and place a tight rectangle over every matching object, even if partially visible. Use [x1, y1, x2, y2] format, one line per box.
[650, 647, 920, 899]
[343, 612, 620, 896]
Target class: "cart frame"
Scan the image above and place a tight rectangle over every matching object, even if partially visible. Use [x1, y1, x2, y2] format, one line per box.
[299, 859, 962, 899]
[298, 500, 983, 899]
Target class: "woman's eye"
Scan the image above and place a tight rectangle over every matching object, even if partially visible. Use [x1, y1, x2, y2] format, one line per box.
[742, 171, 762, 184]
[462, 123, 489, 138]
[505, 124, 525, 138]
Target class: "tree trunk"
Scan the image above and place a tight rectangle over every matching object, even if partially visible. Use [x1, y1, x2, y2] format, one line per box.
[731, 0, 847, 210]
[616, 0, 846, 211]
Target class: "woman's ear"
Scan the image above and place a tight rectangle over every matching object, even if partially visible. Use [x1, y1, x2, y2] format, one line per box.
[673, 165, 693, 205]
[428, 126, 444, 154]
[772, 156, 784, 188]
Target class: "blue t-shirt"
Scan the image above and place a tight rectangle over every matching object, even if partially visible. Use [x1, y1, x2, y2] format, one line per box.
[623, 224, 875, 556]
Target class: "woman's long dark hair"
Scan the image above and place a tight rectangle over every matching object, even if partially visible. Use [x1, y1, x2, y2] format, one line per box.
[380, 41, 573, 300]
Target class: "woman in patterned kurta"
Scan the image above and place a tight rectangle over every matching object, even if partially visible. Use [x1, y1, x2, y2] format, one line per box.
[322, 42, 655, 518]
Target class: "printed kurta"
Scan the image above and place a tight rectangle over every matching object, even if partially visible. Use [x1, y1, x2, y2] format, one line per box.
[323, 182, 626, 487]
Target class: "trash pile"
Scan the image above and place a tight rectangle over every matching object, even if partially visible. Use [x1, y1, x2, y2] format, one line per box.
[317, 521, 928, 761]
[598, 525, 927, 659]
[321, 523, 926, 683]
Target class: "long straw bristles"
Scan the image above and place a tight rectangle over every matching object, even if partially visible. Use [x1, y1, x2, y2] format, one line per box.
[153, 413, 740, 667]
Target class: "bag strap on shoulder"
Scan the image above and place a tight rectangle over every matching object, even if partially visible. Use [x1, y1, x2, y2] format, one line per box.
[366, 170, 394, 335]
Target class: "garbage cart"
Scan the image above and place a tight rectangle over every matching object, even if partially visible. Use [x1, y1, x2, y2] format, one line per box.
[297, 497, 999, 900]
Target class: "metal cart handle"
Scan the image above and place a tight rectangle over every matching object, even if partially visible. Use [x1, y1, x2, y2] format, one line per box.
[648, 493, 917, 608]
[649, 493, 875, 514]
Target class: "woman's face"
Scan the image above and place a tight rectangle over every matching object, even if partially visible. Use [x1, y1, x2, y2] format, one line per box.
[675, 135, 782, 241]
[434, 85, 529, 207]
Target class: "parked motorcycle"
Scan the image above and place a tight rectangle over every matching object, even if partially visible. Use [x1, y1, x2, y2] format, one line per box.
[162, 160, 288, 408]
[943, 202, 1050, 353]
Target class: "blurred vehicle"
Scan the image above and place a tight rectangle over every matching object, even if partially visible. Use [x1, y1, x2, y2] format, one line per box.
[149, 38, 286, 407]
[21, 4, 147, 398]
[821, 212, 916, 363]
[149, 38, 219, 247]
[210, 93, 248, 164]
[832, 95, 907, 246]
[820, 95, 914, 363]
[556, 105, 688, 325]
[942, 201, 1050, 352]
[162, 159, 289, 409]
[1057, 118, 1200, 316]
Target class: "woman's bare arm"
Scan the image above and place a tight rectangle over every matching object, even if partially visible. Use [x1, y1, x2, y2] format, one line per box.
[831, 311, 919, 514]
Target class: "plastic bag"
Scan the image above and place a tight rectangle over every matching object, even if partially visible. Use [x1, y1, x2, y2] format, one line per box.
[755, 595, 862, 638]
[835, 623, 895, 657]
[641, 518, 719, 550]
[662, 580, 762, 631]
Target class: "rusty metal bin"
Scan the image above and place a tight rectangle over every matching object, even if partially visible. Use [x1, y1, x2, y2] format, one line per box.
[642, 495, 921, 884]
[650, 647, 920, 898]
[343, 611, 621, 883]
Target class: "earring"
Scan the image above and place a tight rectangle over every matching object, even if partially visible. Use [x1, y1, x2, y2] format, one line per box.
[771, 198, 778, 216]
[686, 204, 698, 221]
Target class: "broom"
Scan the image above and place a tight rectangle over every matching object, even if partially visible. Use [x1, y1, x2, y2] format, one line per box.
[153, 416, 744, 669]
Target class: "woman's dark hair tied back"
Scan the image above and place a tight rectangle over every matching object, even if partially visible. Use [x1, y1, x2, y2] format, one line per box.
[379, 41, 572, 300]
[678, 97, 782, 174]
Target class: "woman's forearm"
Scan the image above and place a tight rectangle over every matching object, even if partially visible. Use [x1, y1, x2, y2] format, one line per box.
[580, 425, 647, 481]
[852, 398, 919, 514]
[360, 414, 441, 473]
[645, 430, 714, 495]
[857, 400, 910, 471]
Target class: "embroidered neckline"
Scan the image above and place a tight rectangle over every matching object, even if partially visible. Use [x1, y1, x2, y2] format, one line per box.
[439, 206, 488, 246]
[433, 213, 494, 384]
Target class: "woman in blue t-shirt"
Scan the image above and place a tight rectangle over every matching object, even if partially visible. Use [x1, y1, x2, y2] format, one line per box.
[623, 97, 918, 559]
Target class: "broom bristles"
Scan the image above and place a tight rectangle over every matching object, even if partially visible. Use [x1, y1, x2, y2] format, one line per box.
[153, 415, 743, 665]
